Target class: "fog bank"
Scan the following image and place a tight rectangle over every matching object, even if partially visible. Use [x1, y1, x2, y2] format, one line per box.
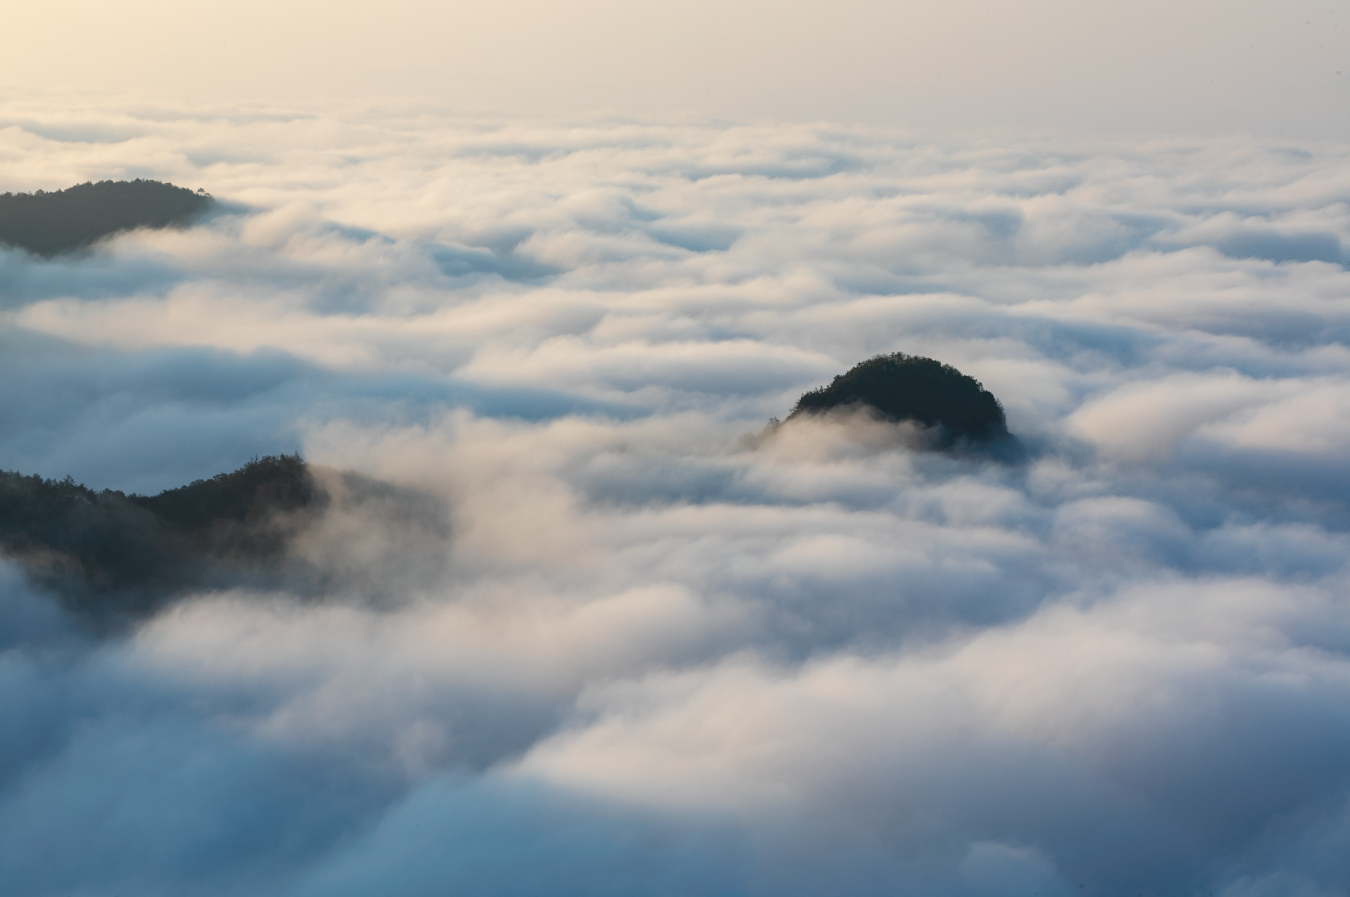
[2, 102, 1350, 896]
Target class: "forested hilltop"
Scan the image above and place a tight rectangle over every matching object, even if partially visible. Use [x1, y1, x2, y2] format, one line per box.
[0, 454, 450, 629]
[0, 179, 213, 256]
[0, 455, 313, 624]
[786, 352, 1017, 452]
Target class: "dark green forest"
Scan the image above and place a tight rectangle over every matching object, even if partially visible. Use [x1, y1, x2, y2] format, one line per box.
[0, 455, 314, 625]
[788, 352, 1014, 447]
[0, 179, 214, 256]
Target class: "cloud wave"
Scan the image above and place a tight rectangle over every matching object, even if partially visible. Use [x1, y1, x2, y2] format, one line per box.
[3, 101, 1350, 896]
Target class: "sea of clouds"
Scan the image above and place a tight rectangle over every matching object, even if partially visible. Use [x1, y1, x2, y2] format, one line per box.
[2, 99, 1350, 896]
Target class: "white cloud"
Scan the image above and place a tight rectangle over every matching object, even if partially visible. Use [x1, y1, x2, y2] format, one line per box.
[2, 100, 1350, 895]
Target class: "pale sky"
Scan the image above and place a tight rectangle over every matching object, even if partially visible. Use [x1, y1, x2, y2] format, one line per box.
[6, 0, 1348, 135]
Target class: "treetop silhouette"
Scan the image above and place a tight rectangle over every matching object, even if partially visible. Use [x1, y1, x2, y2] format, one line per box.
[787, 352, 1013, 447]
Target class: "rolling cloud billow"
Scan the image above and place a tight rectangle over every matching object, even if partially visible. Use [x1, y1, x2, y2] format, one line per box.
[2, 101, 1350, 897]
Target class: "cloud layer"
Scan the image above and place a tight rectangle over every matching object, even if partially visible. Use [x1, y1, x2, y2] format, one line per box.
[3, 101, 1350, 896]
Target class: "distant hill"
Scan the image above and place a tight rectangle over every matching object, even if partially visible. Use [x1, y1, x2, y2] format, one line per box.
[0, 454, 451, 629]
[0, 455, 314, 624]
[787, 352, 1015, 449]
[0, 179, 213, 257]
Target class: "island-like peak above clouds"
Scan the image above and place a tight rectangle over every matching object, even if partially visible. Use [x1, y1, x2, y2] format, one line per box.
[0, 178, 213, 257]
[786, 352, 1014, 450]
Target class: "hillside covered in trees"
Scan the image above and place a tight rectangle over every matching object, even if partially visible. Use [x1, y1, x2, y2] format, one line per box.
[1, 454, 451, 629]
[787, 352, 1016, 450]
[0, 178, 213, 256]
[0, 455, 314, 624]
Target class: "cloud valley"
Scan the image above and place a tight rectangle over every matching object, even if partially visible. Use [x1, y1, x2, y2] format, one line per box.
[2, 101, 1350, 896]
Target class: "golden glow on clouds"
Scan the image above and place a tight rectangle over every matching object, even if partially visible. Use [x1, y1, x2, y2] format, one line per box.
[4, 0, 1349, 134]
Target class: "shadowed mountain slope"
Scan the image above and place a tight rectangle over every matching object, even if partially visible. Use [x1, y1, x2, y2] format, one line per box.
[0, 454, 448, 628]
[787, 352, 1015, 449]
[0, 179, 213, 256]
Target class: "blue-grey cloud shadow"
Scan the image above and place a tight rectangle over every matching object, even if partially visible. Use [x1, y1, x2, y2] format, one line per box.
[426, 243, 561, 281]
[0, 330, 631, 493]
[1215, 230, 1345, 266]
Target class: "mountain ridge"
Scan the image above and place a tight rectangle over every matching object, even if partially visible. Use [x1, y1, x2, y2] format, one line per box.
[0, 178, 214, 256]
